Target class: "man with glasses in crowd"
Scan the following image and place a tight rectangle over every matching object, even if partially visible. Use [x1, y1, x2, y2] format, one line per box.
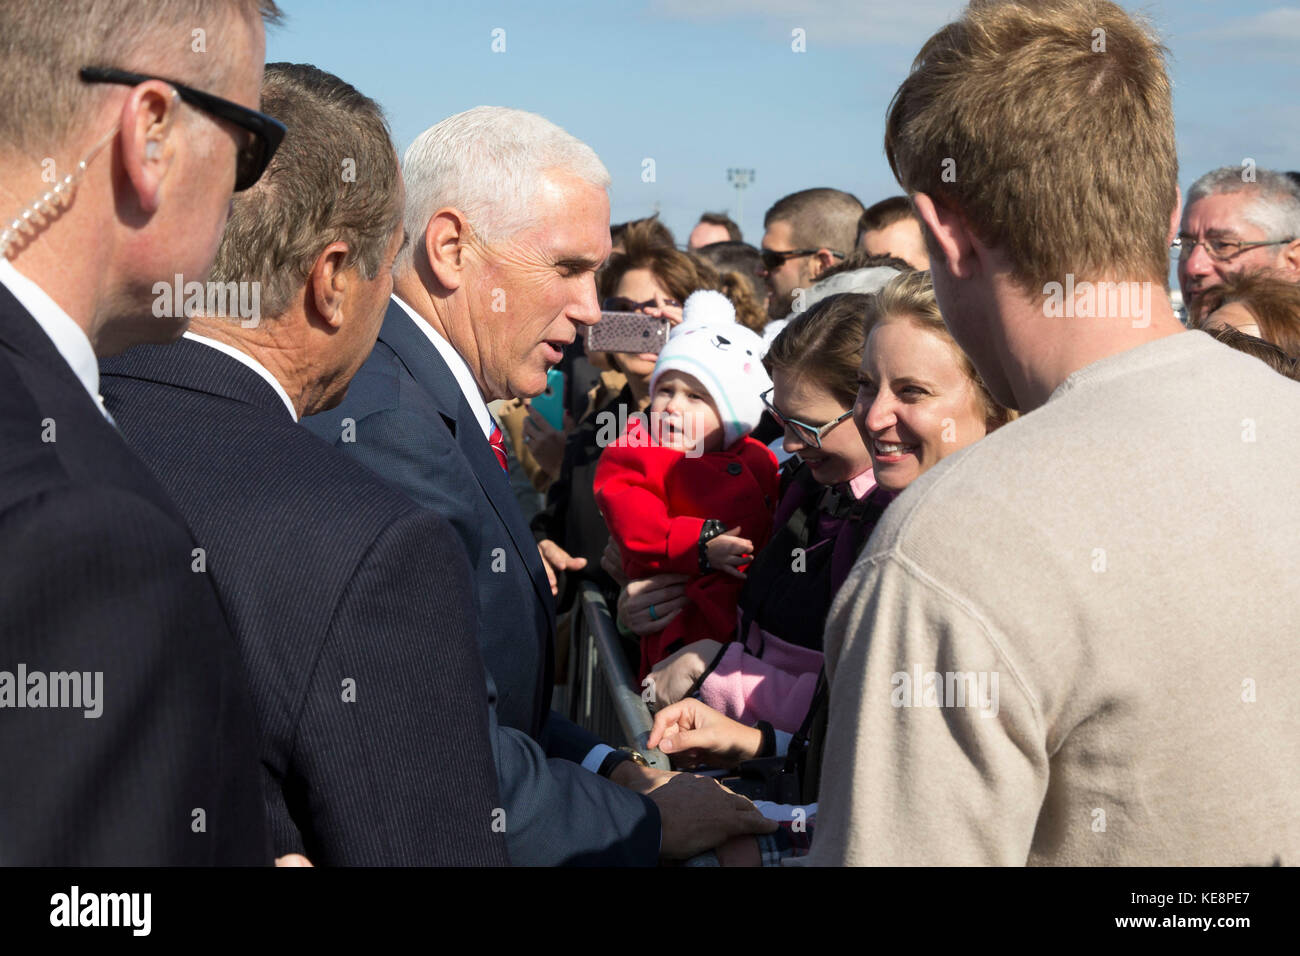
[1176, 166, 1300, 316]
[0, 0, 283, 864]
[758, 188, 864, 320]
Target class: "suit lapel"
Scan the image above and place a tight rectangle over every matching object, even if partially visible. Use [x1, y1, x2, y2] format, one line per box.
[379, 301, 556, 625]
[0, 289, 190, 522]
[0, 284, 99, 405]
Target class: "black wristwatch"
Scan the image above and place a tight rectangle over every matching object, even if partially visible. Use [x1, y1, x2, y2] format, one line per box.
[698, 519, 727, 572]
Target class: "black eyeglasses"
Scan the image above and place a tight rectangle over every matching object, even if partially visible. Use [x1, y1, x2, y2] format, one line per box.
[1171, 234, 1296, 264]
[602, 295, 683, 312]
[79, 66, 286, 192]
[758, 247, 845, 272]
[760, 387, 852, 449]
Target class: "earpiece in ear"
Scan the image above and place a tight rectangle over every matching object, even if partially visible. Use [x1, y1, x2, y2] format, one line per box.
[146, 142, 159, 160]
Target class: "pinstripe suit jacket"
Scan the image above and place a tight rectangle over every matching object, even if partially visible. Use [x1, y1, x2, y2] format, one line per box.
[101, 337, 507, 866]
[0, 288, 268, 865]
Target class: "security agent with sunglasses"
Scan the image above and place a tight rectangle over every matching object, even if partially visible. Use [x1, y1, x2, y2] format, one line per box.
[0, 0, 281, 864]
[758, 187, 864, 320]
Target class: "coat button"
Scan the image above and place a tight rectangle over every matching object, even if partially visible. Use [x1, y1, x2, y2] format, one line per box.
[727, 462, 742, 475]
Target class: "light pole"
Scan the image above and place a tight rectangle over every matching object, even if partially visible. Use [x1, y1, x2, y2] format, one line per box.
[727, 167, 755, 233]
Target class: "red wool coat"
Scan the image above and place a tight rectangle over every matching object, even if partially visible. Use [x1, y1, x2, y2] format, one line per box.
[593, 417, 779, 677]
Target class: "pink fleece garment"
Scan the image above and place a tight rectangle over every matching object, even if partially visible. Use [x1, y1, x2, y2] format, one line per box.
[697, 614, 824, 733]
[696, 467, 878, 732]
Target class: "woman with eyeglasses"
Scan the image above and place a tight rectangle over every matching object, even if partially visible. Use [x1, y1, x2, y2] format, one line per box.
[529, 220, 726, 616]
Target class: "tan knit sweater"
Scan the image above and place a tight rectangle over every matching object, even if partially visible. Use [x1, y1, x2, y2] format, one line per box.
[803, 331, 1300, 865]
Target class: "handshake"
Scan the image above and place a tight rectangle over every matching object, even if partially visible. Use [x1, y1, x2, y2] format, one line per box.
[604, 746, 777, 860]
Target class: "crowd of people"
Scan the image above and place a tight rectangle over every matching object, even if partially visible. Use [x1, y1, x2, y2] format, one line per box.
[2, 0, 1299, 868]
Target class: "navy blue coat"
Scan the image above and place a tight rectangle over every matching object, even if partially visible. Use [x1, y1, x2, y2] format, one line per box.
[0, 288, 268, 865]
[101, 336, 508, 866]
[304, 299, 660, 865]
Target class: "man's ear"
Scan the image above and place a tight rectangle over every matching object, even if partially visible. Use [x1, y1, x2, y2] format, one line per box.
[810, 248, 838, 278]
[912, 192, 978, 280]
[422, 209, 470, 293]
[308, 240, 351, 328]
[1280, 237, 1300, 279]
[120, 81, 181, 214]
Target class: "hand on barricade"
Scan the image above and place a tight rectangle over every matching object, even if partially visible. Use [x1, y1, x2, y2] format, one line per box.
[648, 697, 763, 769]
[645, 639, 722, 710]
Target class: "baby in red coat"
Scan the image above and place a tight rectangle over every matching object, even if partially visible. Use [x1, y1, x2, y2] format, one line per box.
[594, 292, 779, 679]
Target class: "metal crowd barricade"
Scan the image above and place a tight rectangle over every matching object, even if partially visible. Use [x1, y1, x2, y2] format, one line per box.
[566, 581, 671, 770]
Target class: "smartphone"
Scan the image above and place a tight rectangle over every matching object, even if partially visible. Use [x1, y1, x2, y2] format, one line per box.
[586, 311, 671, 355]
[529, 367, 565, 430]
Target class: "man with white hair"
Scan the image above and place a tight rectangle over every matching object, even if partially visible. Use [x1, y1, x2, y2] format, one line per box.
[0, 0, 278, 863]
[307, 106, 775, 865]
[1177, 166, 1300, 316]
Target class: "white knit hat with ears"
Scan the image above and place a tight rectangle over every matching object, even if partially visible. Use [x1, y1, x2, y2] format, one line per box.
[650, 320, 773, 448]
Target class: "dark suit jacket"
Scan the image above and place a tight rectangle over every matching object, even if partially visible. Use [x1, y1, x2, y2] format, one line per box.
[304, 298, 660, 865]
[0, 287, 268, 865]
[101, 337, 508, 866]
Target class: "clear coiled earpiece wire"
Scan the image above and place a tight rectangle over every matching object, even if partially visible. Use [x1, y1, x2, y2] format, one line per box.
[1, 124, 120, 260]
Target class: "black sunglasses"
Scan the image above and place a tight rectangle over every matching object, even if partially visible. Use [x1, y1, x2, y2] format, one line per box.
[602, 295, 683, 312]
[759, 247, 845, 272]
[79, 66, 286, 192]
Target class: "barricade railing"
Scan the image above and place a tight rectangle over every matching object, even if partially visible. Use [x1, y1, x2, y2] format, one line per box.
[566, 581, 671, 770]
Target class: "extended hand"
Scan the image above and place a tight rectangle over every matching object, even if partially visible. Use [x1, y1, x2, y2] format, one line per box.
[647, 697, 764, 769]
[538, 539, 587, 596]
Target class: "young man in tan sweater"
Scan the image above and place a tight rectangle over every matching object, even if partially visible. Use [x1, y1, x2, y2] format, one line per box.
[804, 0, 1300, 865]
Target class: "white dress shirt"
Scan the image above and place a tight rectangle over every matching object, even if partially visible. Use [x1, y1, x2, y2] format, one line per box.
[391, 295, 615, 775]
[182, 331, 299, 421]
[0, 258, 113, 423]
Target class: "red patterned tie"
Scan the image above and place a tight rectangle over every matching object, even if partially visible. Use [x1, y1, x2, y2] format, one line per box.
[488, 423, 508, 473]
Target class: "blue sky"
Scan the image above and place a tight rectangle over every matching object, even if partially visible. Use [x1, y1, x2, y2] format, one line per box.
[266, 0, 1300, 245]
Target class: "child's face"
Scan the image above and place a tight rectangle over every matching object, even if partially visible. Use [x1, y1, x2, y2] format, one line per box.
[650, 371, 724, 453]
